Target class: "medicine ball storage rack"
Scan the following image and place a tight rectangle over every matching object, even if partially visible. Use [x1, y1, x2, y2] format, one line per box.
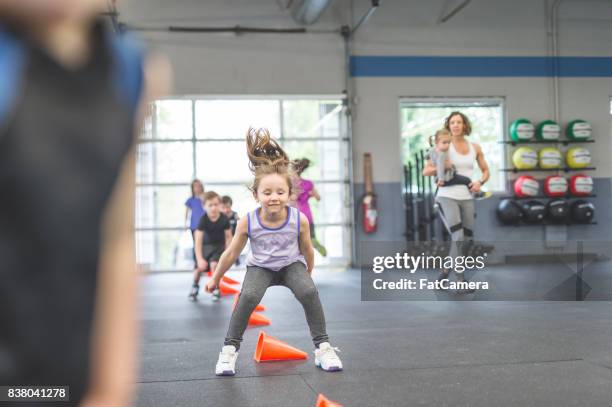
[500, 140, 595, 147]
[498, 119, 596, 227]
[499, 194, 597, 200]
[500, 167, 596, 173]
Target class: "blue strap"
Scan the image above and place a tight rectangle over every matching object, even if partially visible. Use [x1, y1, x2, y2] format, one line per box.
[109, 32, 144, 115]
[0, 29, 25, 128]
[0, 29, 144, 129]
[247, 211, 251, 238]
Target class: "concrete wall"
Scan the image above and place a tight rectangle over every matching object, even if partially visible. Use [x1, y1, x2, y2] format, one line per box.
[119, 0, 612, 264]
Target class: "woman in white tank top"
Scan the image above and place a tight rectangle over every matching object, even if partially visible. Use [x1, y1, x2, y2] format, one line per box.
[423, 112, 490, 282]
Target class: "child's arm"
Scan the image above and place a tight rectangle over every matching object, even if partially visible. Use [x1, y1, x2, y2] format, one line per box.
[298, 213, 315, 274]
[184, 206, 190, 228]
[310, 188, 321, 201]
[224, 229, 233, 250]
[194, 230, 207, 272]
[205, 217, 249, 292]
[422, 159, 437, 176]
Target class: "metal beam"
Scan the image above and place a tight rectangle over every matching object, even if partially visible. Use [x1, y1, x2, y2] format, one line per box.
[437, 0, 472, 24]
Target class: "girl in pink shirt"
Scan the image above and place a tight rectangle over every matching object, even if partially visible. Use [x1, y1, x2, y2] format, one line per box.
[294, 158, 327, 257]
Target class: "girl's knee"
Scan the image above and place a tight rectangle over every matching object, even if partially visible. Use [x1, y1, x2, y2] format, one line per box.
[295, 285, 318, 303]
[238, 291, 260, 306]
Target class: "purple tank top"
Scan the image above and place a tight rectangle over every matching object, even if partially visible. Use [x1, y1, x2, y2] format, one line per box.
[246, 206, 307, 271]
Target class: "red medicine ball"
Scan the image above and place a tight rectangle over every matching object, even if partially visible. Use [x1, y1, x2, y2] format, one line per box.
[569, 174, 593, 196]
[514, 175, 539, 198]
[543, 176, 568, 197]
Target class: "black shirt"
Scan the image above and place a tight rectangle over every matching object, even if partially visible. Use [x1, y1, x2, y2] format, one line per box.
[197, 213, 230, 245]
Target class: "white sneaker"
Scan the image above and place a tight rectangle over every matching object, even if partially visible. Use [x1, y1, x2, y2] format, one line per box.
[215, 345, 238, 376]
[314, 342, 343, 372]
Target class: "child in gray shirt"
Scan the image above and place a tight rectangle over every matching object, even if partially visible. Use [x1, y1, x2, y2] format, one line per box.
[429, 128, 473, 189]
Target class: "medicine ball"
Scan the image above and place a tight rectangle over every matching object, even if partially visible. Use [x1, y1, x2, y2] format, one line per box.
[570, 200, 595, 223]
[566, 147, 591, 169]
[497, 199, 523, 225]
[546, 199, 569, 223]
[543, 175, 568, 197]
[569, 174, 593, 196]
[566, 119, 592, 140]
[512, 147, 538, 169]
[536, 120, 561, 141]
[521, 200, 546, 223]
[539, 147, 562, 169]
[514, 175, 539, 198]
[510, 118, 535, 141]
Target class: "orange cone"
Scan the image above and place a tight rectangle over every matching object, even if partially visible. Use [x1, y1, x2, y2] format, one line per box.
[222, 275, 240, 285]
[232, 294, 265, 311]
[316, 394, 343, 407]
[253, 331, 308, 362]
[219, 281, 240, 296]
[248, 313, 271, 326]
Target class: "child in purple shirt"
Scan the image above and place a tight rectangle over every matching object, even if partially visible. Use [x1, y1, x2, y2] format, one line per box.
[204, 128, 342, 376]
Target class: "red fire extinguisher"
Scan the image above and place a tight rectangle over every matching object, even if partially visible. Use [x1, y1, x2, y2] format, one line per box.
[362, 153, 378, 233]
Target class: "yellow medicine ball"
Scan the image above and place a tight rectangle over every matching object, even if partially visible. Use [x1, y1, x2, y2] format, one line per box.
[566, 147, 591, 169]
[538, 147, 562, 169]
[512, 147, 538, 170]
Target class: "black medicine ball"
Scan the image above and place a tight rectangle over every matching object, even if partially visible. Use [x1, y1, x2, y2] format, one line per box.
[497, 199, 522, 224]
[521, 200, 546, 223]
[546, 199, 569, 223]
[570, 200, 595, 223]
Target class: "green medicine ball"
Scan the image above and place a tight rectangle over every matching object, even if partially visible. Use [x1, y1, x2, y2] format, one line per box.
[510, 118, 535, 142]
[566, 147, 591, 168]
[513, 146, 538, 169]
[566, 119, 592, 140]
[536, 120, 560, 141]
[539, 147, 562, 169]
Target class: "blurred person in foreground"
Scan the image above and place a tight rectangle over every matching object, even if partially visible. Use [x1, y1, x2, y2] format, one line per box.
[0, 0, 171, 405]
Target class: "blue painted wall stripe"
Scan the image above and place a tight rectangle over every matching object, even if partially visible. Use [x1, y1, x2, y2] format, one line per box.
[350, 56, 612, 77]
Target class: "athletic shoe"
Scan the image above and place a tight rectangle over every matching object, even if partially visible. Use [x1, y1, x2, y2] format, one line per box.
[188, 284, 199, 301]
[314, 342, 343, 372]
[212, 288, 220, 301]
[215, 345, 238, 376]
[312, 238, 328, 257]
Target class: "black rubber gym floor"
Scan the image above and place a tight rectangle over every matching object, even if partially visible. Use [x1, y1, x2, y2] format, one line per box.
[136, 266, 612, 407]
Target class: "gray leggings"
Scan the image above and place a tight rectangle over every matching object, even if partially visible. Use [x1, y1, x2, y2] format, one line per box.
[435, 197, 475, 273]
[224, 262, 329, 350]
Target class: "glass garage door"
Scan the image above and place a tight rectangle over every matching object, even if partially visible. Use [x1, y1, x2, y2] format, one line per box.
[136, 97, 351, 271]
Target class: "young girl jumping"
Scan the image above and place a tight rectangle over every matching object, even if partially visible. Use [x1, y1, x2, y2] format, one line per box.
[205, 128, 343, 376]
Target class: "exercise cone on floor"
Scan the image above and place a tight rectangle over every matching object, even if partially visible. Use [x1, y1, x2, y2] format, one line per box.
[222, 275, 240, 285]
[316, 394, 343, 407]
[253, 331, 308, 362]
[232, 294, 265, 312]
[248, 312, 271, 326]
[219, 281, 240, 296]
